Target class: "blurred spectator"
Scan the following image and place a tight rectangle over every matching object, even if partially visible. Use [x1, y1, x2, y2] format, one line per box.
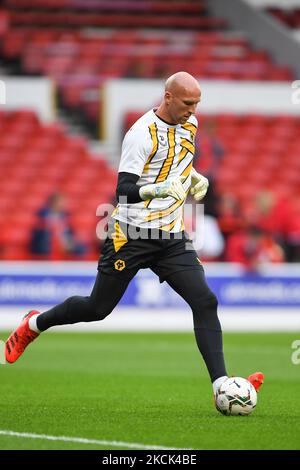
[251, 191, 279, 234]
[194, 118, 224, 178]
[0, 10, 9, 37]
[30, 192, 87, 259]
[249, 191, 300, 262]
[198, 214, 225, 261]
[202, 175, 219, 218]
[184, 196, 224, 261]
[225, 225, 285, 272]
[218, 193, 245, 241]
[285, 200, 300, 262]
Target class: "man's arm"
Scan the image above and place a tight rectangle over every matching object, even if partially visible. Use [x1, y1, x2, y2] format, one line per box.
[116, 172, 142, 203]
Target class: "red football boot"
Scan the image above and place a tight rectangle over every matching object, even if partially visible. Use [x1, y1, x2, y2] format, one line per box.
[247, 372, 264, 391]
[5, 310, 40, 364]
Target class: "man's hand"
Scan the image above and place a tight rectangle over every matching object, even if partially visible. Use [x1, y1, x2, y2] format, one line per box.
[139, 176, 186, 201]
[190, 167, 209, 201]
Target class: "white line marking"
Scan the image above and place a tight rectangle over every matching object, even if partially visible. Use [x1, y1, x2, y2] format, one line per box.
[0, 341, 6, 364]
[0, 430, 187, 450]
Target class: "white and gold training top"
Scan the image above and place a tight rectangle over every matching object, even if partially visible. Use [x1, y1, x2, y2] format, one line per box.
[113, 109, 197, 233]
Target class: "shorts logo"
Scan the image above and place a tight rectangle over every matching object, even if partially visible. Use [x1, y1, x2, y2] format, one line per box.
[114, 259, 126, 271]
[196, 257, 202, 265]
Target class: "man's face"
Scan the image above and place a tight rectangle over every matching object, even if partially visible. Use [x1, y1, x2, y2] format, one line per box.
[166, 88, 201, 125]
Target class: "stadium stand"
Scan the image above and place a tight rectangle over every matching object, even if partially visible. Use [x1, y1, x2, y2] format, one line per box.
[0, 109, 117, 260]
[123, 109, 300, 262]
[0, 0, 293, 135]
[233, 0, 300, 49]
[123, 110, 300, 205]
[0, 0, 299, 262]
[266, 7, 300, 28]
[1, 105, 299, 262]
[1, 0, 224, 29]
[246, 0, 300, 30]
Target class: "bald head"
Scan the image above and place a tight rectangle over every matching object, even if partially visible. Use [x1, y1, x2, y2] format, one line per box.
[165, 71, 201, 96]
[155, 71, 201, 125]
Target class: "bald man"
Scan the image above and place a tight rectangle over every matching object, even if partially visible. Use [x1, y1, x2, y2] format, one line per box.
[4, 72, 264, 408]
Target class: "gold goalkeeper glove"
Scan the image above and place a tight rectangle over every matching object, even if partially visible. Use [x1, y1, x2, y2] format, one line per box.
[190, 167, 209, 201]
[139, 176, 186, 202]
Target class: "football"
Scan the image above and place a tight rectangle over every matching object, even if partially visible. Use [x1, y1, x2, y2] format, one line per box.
[215, 377, 257, 416]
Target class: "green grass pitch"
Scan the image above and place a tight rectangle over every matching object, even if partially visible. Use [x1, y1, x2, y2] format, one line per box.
[0, 331, 299, 450]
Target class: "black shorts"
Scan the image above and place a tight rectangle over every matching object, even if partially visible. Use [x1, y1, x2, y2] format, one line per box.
[98, 219, 203, 282]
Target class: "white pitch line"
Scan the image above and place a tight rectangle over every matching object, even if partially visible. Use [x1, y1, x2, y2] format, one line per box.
[0, 341, 6, 364]
[0, 430, 186, 450]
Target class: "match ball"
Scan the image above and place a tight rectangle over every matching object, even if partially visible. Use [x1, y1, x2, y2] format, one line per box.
[215, 377, 257, 416]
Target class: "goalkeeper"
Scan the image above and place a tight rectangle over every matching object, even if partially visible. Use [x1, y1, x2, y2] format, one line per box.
[3, 72, 263, 402]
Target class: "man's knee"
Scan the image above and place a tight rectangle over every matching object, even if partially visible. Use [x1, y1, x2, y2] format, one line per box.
[192, 289, 218, 311]
[191, 290, 220, 329]
[87, 298, 112, 321]
[201, 291, 218, 311]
